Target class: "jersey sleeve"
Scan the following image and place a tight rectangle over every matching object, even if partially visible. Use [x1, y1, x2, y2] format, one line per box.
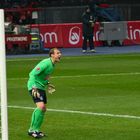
[29, 61, 48, 88]
[34, 63, 46, 75]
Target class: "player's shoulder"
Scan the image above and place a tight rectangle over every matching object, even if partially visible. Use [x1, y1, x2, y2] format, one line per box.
[41, 57, 50, 63]
[40, 58, 52, 65]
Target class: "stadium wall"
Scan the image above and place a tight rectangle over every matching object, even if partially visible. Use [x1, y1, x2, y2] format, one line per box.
[37, 4, 140, 24]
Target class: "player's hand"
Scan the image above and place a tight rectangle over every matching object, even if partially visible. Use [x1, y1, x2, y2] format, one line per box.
[48, 83, 56, 94]
[32, 87, 40, 98]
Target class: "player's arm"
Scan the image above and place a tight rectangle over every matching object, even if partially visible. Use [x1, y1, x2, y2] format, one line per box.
[33, 63, 46, 76]
[44, 75, 56, 94]
[30, 62, 49, 88]
[31, 63, 48, 97]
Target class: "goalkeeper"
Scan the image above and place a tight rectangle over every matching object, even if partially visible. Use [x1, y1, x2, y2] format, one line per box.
[27, 48, 62, 138]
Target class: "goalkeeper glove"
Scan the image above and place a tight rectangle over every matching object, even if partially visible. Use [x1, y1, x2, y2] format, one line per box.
[48, 83, 56, 94]
[32, 87, 40, 98]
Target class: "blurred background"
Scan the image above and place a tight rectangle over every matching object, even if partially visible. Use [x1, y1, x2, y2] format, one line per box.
[2, 0, 140, 54]
[2, 0, 140, 24]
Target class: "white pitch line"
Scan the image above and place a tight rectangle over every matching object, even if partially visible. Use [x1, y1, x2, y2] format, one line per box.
[51, 72, 140, 79]
[8, 105, 140, 120]
[7, 72, 140, 81]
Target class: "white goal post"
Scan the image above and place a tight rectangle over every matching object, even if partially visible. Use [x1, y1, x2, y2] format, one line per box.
[0, 9, 8, 140]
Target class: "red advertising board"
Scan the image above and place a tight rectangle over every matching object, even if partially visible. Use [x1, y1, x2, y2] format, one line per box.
[6, 34, 31, 44]
[38, 24, 63, 48]
[31, 21, 140, 48]
[7, 21, 140, 49]
[31, 23, 83, 48]
[124, 21, 140, 45]
[62, 23, 82, 48]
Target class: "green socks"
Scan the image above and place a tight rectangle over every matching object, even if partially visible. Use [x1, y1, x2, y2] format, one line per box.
[29, 108, 45, 132]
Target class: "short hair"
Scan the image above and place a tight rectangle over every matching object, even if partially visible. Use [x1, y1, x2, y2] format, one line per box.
[49, 48, 58, 57]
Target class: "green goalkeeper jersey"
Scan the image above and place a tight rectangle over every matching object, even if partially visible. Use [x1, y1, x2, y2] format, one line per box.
[27, 58, 55, 90]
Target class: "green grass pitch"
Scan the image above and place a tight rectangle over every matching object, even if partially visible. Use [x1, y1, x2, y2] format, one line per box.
[6, 53, 140, 140]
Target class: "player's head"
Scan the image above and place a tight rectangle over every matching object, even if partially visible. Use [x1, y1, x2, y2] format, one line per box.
[85, 6, 91, 13]
[49, 48, 62, 63]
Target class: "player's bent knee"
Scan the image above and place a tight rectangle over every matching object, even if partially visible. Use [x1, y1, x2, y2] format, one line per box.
[42, 106, 46, 112]
[39, 106, 46, 112]
[36, 102, 46, 112]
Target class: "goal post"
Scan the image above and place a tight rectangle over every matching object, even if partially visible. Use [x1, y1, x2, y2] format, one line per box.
[0, 9, 8, 140]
